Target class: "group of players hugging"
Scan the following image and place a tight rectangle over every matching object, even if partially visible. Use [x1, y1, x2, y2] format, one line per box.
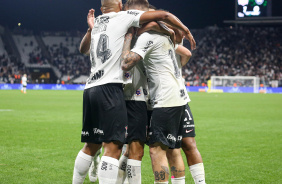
[72, 0, 206, 184]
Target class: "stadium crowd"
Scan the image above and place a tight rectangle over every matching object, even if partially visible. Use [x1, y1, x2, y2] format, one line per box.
[1, 26, 281, 86]
[0, 53, 27, 84]
[183, 26, 282, 87]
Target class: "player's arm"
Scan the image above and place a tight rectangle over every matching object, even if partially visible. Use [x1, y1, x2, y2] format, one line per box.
[139, 11, 196, 50]
[176, 45, 192, 66]
[160, 21, 184, 44]
[121, 29, 142, 71]
[137, 21, 176, 45]
[79, 9, 95, 55]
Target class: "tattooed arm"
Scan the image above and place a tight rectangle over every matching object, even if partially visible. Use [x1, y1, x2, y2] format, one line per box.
[121, 29, 142, 71]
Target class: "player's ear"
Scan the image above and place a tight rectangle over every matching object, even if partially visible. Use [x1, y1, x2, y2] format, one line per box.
[100, 7, 103, 13]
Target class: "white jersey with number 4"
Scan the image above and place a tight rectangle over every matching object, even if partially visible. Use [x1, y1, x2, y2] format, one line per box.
[131, 31, 187, 108]
[85, 10, 144, 89]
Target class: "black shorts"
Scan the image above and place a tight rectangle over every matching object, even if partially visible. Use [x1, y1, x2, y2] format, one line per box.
[147, 105, 185, 149]
[81, 83, 128, 144]
[126, 100, 147, 143]
[174, 103, 196, 148]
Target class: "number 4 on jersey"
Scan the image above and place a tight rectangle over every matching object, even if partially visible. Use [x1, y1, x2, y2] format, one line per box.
[97, 34, 112, 64]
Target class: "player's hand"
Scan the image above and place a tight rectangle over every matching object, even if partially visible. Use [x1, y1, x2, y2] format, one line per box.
[184, 30, 196, 50]
[87, 9, 95, 30]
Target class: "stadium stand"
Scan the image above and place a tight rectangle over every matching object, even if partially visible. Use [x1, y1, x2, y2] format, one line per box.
[183, 26, 282, 87]
[0, 26, 281, 86]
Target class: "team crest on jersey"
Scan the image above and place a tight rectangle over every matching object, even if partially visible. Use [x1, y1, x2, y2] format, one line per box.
[136, 89, 142, 96]
[124, 72, 131, 79]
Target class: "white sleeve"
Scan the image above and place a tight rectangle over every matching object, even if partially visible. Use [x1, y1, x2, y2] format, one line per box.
[131, 34, 155, 59]
[175, 44, 179, 50]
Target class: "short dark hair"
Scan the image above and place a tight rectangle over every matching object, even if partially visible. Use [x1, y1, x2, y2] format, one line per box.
[125, 0, 149, 10]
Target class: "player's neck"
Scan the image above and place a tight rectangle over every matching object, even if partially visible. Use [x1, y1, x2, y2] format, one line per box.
[102, 7, 120, 14]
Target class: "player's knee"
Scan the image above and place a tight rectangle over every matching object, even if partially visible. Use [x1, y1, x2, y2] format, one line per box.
[166, 148, 181, 159]
[129, 147, 144, 160]
[182, 137, 198, 153]
[83, 143, 102, 156]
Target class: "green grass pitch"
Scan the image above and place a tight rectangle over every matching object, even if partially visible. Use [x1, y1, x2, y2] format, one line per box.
[0, 90, 281, 184]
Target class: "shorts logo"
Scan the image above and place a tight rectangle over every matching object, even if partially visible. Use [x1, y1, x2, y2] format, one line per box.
[81, 131, 89, 136]
[136, 89, 142, 96]
[93, 128, 104, 135]
[184, 124, 195, 128]
[186, 129, 193, 134]
[124, 72, 131, 79]
[177, 135, 183, 141]
[167, 134, 176, 142]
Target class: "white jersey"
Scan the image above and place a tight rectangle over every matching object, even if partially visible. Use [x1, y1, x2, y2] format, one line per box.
[175, 44, 191, 103]
[22, 76, 27, 86]
[131, 31, 187, 108]
[85, 10, 144, 89]
[123, 61, 148, 102]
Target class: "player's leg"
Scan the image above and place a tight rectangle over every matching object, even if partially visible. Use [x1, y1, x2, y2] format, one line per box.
[98, 141, 123, 184]
[127, 140, 144, 184]
[182, 137, 205, 184]
[166, 108, 186, 184]
[123, 100, 147, 184]
[88, 147, 102, 182]
[181, 104, 206, 184]
[96, 84, 128, 183]
[166, 149, 185, 184]
[23, 86, 27, 93]
[116, 144, 129, 184]
[149, 142, 169, 183]
[73, 143, 102, 184]
[148, 106, 185, 183]
[73, 88, 100, 184]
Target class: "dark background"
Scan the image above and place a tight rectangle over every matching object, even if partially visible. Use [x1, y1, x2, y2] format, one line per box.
[0, 0, 281, 32]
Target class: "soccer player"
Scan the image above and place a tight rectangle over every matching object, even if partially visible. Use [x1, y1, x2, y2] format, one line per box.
[21, 74, 27, 94]
[72, 0, 196, 183]
[121, 12, 196, 184]
[166, 41, 206, 184]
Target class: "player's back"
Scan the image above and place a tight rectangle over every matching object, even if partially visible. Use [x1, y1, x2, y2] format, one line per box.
[132, 31, 187, 108]
[85, 10, 143, 89]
